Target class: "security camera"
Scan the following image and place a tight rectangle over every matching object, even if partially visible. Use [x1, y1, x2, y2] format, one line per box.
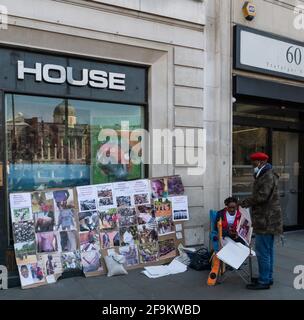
[232, 97, 237, 103]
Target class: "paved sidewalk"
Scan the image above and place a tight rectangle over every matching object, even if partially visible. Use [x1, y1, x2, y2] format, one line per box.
[1, 231, 303, 300]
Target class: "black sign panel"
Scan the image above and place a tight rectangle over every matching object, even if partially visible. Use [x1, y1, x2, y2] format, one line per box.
[0, 47, 147, 105]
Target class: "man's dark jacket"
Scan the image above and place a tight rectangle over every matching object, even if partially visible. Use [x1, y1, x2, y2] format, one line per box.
[241, 163, 283, 235]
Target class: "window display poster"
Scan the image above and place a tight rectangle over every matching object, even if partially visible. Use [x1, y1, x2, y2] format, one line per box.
[90, 117, 142, 185]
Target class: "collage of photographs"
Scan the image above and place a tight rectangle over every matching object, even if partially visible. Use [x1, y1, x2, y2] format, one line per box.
[9, 175, 189, 289]
[10, 189, 81, 289]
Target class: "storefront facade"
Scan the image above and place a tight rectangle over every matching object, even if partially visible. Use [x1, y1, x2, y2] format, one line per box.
[0, 0, 230, 286]
[231, 1, 304, 230]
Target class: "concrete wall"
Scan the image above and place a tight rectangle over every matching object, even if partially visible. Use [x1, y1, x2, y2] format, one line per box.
[0, 0, 215, 246]
[203, 0, 233, 245]
[89, 0, 206, 24]
[232, 0, 303, 42]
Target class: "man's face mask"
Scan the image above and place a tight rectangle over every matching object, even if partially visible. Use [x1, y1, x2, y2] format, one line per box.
[253, 161, 261, 173]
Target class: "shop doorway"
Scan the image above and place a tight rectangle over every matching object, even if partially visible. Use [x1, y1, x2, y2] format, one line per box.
[233, 101, 304, 230]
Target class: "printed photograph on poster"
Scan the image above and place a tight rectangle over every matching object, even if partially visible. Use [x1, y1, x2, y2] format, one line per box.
[134, 193, 150, 205]
[99, 208, 119, 229]
[79, 210, 100, 232]
[137, 224, 158, 244]
[31, 191, 54, 213]
[154, 198, 172, 217]
[120, 226, 139, 246]
[12, 207, 32, 223]
[100, 230, 120, 249]
[237, 215, 253, 245]
[81, 251, 104, 274]
[136, 205, 155, 225]
[13, 220, 35, 243]
[116, 196, 132, 207]
[97, 185, 113, 198]
[14, 241, 37, 265]
[167, 175, 184, 196]
[171, 196, 189, 222]
[10, 193, 33, 223]
[18, 263, 45, 288]
[119, 214, 138, 228]
[61, 250, 82, 272]
[53, 189, 77, 231]
[118, 207, 136, 217]
[36, 231, 59, 253]
[151, 178, 165, 198]
[34, 210, 56, 233]
[59, 230, 79, 252]
[76, 185, 97, 211]
[158, 238, 176, 260]
[32, 191, 55, 232]
[80, 199, 97, 212]
[37, 253, 63, 276]
[139, 243, 159, 264]
[157, 216, 175, 236]
[96, 183, 115, 208]
[119, 245, 139, 267]
[53, 189, 75, 211]
[98, 197, 114, 207]
[80, 230, 100, 251]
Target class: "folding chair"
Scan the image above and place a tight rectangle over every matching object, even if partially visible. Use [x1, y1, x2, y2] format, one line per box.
[218, 243, 254, 285]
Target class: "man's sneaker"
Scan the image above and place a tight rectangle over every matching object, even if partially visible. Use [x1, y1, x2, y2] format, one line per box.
[246, 283, 270, 290]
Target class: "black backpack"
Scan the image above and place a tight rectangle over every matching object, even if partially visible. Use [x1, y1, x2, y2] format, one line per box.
[186, 246, 211, 271]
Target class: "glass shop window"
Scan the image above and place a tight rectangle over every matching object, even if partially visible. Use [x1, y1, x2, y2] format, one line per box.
[5, 94, 145, 192]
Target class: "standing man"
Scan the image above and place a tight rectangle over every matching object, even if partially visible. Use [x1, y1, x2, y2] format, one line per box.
[241, 152, 283, 290]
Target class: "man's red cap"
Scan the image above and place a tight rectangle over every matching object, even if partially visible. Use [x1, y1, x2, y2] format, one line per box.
[250, 152, 269, 161]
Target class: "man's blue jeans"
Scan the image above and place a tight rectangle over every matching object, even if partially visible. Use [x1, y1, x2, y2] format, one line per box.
[255, 234, 274, 285]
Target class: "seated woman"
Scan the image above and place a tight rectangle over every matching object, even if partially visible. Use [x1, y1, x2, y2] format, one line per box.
[214, 196, 244, 244]
[207, 197, 244, 286]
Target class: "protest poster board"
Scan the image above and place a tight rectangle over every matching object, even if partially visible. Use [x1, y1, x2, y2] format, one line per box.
[9, 175, 188, 288]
